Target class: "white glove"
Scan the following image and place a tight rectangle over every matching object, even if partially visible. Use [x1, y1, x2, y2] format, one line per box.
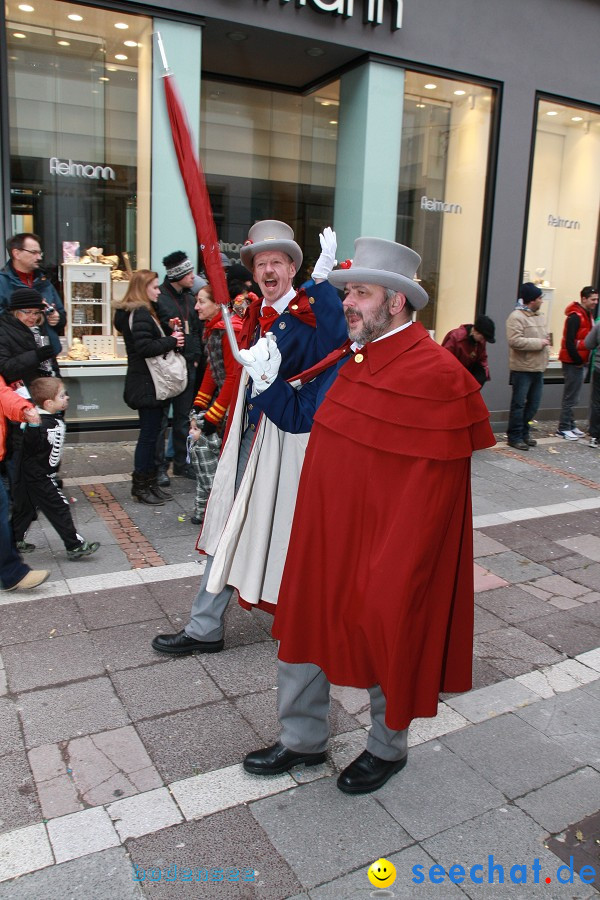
[311, 226, 337, 281]
[239, 333, 282, 394]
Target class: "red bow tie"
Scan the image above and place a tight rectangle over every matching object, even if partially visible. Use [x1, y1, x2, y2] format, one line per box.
[258, 306, 279, 336]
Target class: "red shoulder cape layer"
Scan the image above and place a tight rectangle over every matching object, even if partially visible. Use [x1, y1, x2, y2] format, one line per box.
[272, 322, 495, 730]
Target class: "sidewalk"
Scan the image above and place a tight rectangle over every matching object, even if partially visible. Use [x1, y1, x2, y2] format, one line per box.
[0, 428, 599, 898]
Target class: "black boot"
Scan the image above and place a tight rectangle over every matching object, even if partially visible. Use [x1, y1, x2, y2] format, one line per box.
[131, 471, 164, 505]
[148, 470, 173, 501]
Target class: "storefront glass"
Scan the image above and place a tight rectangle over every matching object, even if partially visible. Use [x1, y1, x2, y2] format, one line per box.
[397, 72, 495, 339]
[523, 98, 600, 366]
[200, 78, 340, 282]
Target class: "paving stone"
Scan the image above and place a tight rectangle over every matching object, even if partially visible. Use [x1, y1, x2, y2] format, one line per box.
[233, 690, 359, 746]
[18, 677, 130, 748]
[422, 805, 578, 899]
[171, 764, 294, 820]
[548, 595, 583, 609]
[145, 576, 202, 626]
[0, 823, 53, 882]
[3, 633, 105, 692]
[329, 684, 370, 716]
[470, 657, 509, 691]
[0, 595, 85, 646]
[250, 778, 412, 889]
[47, 806, 120, 863]
[136, 700, 262, 782]
[441, 712, 580, 799]
[110, 658, 222, 721]
[474, 585, 552, 624]
[0, 846, 143, 899]
[199, 642, 278, 697]
[474, 626, 563, 677]
[516, 660, 600, 699]
[473, 565, 508, 592]
[557, 534, 600, 563]
[515, 767, 600, 834]
[473, 531, 509, 557]
[221, 601, 274, 649]
[559, 562, 600, 592]
[89, 619, 173, 671]
[0, 751, 41, 835]
[515, 688, 600, 768]
[527, 574, 590, 599]
[474, 606, 507, 634]
[475, 552, 553, 584]
[445, 678, 539, 723]
[377, 741, 505, 840]
[75, 585, 164, 630]
[107, 787, 182, 840]
[576, 648, 600, 672]
[408, 702, 469, 744]
[520, 610, 600, 656]
[506, 538, 575, 565]
[0, 698, 23, 756]
[126, 806, 303, 899]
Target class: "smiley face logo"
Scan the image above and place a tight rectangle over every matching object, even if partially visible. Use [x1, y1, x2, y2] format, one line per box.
[367, 858, 396, 889]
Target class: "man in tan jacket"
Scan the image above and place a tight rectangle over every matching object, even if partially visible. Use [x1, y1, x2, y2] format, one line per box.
[506, 282, 550, 451]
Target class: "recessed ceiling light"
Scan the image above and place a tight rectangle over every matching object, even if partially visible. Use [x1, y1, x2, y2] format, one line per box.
[106, 65, 117, 71]
[546, 111, 558, 116]
[329, 120, 338, 125]
[124, 40, 137, 47]
[320, 101, 332, 107]
[18, 4, 34, 11]
[227, 31, 247, 42]
[114, 22, 128, 29]
[68, 13, 82, 21]
[99, 76, 109, 82]
[115, 54, 127, 60]
[57, 40, 70, 46]
[424, 83, 437, 90]
[454, 90, 466, 96]
[9, 55, 18, 60]
[306, 47, 325, 57]
[571, 116, 583, 122]
[416, 103, 426, 108]
[13, 33, 27, 39]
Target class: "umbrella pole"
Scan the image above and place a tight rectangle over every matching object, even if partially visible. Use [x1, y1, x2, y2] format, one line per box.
[221, 304, 246, 365]
[153, 31, 170, 75]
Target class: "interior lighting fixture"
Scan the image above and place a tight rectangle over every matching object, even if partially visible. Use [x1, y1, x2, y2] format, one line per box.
[68, 13, 82, 20]
[115, 54, 127, 60]
[329, 119, 338, 125]
[416, 102, 426, 108]
[13, 32, 27, 38]
[124, 40, 137, 47]
[57, 40, 70, 46]
[454, 89, 466, 96]
[546, 110, 558, 116]
[227, 31, 247, 42]
[114, 22, 128, 29]
[306, 47, 325, 57]
[99, 76, 109, 81]
[106, 65, 117, 71]
[571, 116, 583, 122]
[424, 83, 437, 90]
[18, 4, 34, 11]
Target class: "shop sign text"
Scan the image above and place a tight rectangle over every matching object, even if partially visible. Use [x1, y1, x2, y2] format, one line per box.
[49, 157, 116, 181]
[277, 0, 403, 31]
[421, 196, 462, 214]
[547, 214, 580, 230]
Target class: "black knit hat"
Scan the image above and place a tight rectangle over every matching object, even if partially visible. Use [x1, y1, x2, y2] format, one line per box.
[474, 314, 495, 343]
[520, 282, 543, 304]
[163, 250, 193, 282]
[9, 288, 45, 310]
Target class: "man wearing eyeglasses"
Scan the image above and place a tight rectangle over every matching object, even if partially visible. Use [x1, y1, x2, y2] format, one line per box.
[0, 233, 66, 356]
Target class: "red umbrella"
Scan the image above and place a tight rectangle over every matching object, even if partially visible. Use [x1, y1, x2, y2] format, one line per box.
[161, 69, 229, 307]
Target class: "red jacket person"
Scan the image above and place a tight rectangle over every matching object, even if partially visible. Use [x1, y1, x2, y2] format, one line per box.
[242, 237, 495, 795]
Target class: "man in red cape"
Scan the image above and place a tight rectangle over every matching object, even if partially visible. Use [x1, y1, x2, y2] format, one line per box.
[242, 237, 496, 795]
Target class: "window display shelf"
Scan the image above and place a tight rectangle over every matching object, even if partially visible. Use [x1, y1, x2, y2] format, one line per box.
[63, 263, 113, 350]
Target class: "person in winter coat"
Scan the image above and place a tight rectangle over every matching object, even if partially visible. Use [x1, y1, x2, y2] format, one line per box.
[441, 315, 495, 386]
[556, 286, 598, 440]
[0, 375, 49, 591]
[113, 270, 185, 505]
[0, 288, 60, 391]
[0, 233, 66, 357]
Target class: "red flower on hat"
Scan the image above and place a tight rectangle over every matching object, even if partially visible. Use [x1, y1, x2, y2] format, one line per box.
[243, 239, 253, 246]
[339, 259, 353, 269]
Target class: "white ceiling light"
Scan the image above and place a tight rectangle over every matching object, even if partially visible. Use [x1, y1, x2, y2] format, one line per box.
[57, 40, 70, 46]
[13, 32, 26, 38]
[68, 13, 82, 21]
[571, 116, 583, 122]
[416, 102, 426, 108]
[115, 54, 127, 60]
[424, 83, 437, 90]
[114, 22, 129, 29]
[18, 4, 34, 11]
[454, 90, 466, 96]
[124, 40, 137, 47]
[99, 76, 109, 82]
[546, 111, 558, 116]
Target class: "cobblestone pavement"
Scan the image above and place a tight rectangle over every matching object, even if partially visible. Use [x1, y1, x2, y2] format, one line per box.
[0, 426, 599, 898]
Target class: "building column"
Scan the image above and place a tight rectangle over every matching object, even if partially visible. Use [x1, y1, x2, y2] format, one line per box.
[150, 19, 202, 274]
[333, 62, 404, 261]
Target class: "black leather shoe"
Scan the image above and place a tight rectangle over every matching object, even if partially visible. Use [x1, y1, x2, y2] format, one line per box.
[337, 750, 408, 795]
[507, 440, 529, 451]
[525, 438, 537, 447]
[243, 741, 327, 776]
[151, 629, 224, 655]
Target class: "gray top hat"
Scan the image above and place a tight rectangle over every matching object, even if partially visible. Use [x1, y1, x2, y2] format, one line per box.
[240, 220, 303, 272]
[328, 237, 429, 310]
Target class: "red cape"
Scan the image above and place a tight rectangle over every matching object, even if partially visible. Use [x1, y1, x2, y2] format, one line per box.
[272, 322, 495, 730]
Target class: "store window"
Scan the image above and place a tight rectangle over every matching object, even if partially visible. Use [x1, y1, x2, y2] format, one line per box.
[200, 78, 340, 282]
[523, 98, 600, 367]
[6, 0, 152, 359]
[396, 73, 495, 339]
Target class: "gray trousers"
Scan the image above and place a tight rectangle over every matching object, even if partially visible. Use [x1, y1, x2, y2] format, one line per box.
[185, 428, 254, 641]
[558, 363, 586, 432]
[278, 661, 408, 760]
